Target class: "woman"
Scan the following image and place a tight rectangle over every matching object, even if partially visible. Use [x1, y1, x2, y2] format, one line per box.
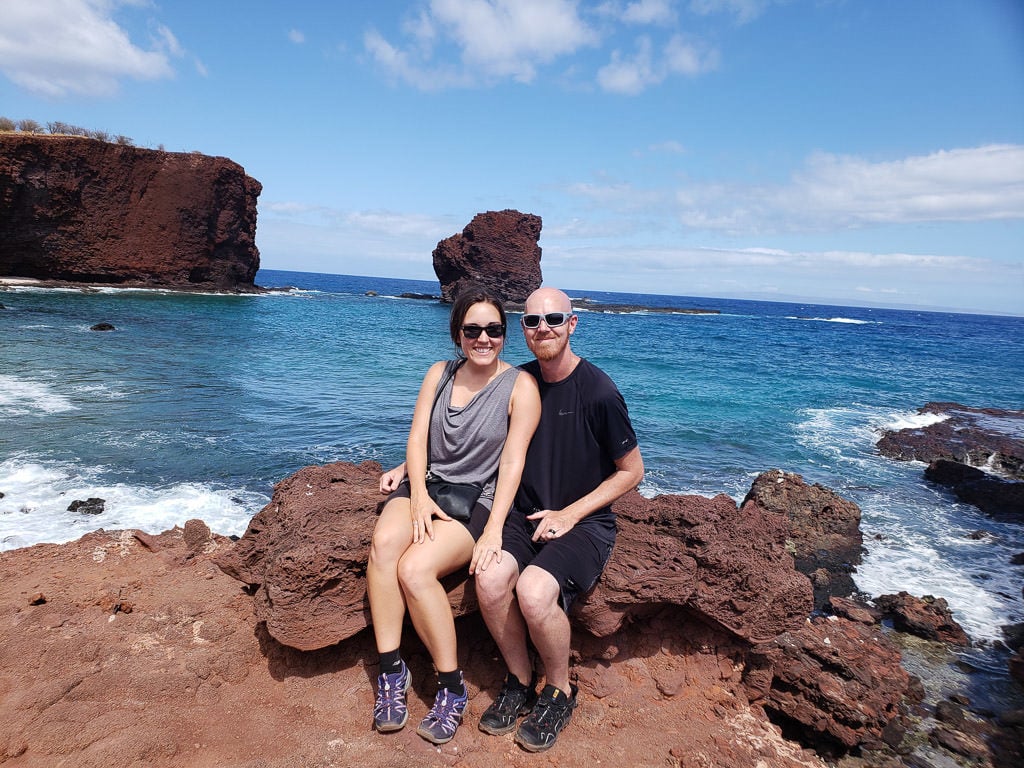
[366, 289, 541, 745]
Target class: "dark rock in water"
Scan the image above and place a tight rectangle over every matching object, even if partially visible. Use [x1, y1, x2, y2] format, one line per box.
[0, 134, 261, 291]
[90, 322, 115, 331]
[878, 402, 1024, 523]
[743, 468, 864, 609]
[1011, 552, 1024, 565]
[432, 209, 541, 304]
[873, 591, 970, 646]
[1003, 622, 1024, 653]
[926, 459, 1024, 522]
[876, 402, 1024, 479]
[67, 498, 105, 515]
[398, 292, 438, 300]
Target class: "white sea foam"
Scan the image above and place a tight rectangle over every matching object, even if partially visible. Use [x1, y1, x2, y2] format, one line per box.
[785, 316, 879, 325]
[0, 456, 267, 551]
[795, 403, 1024, 642]
[0, 374, 77, 416]
[880, 409, 950, 432]
[855, 528, 1021, 644]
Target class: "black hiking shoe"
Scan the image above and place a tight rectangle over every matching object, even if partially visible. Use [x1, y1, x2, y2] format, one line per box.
[514, 683, 578, 752]
[479, 672, 538, 735]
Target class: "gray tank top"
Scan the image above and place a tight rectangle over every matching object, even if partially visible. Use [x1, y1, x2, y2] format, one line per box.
[428, 360, 521, 510]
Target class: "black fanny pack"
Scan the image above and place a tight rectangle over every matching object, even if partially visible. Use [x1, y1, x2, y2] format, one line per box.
[425, 476, 481, 522]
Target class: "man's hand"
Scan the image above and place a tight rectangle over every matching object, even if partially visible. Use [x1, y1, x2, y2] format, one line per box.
[527, 508, 575, 543]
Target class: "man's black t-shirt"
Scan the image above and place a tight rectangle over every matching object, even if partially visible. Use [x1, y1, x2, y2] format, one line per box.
[516, 358, 638, 544]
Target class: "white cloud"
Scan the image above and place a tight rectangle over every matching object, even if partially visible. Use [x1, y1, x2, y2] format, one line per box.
[664, 145, 1024, 234]
[0, 0, 179, 97]
[434, 0, 598, 80]
[648, 140, 686, 154]
[537, 241, 1017, 311]
[288, 29, 306, 44]
[364, 28, 473, 90]
[688, 0, 772, 24]
[622, 0, 676, 25]
[265, 201, 453, 240]
[597, 34, 717, 93]
[367, 0, 599, 87]
[365, 0, 724, 92]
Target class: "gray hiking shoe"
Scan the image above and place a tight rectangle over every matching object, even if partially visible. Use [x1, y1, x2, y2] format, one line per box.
[514, 683, 578, 752]
[372, 661, 410, 732]
[416, 681, 468, 744]
[479, 672, 538, 735]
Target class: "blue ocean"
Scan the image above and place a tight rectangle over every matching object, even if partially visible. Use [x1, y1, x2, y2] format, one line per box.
[2, 269, 1022, 695]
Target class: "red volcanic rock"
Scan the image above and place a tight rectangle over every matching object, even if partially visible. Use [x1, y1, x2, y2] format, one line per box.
[746, 616, 915, 754]
[432, 209, 542, 303]
[0, 465, 918, 765]
[214, 461, 394, 650]
[873, 591, 971, 646]
[0, 526, 830, 768]
[591, 489, 814, 643]
[743, 469, 864, 609]
[216, 463, 813, 652]
[0, 134, 261, 290]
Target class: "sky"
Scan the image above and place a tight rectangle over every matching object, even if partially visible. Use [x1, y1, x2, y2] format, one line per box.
[1, 1, 1022, 315]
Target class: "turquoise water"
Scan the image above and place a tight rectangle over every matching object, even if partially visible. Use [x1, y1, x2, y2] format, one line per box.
[1, 270, 1022, 661]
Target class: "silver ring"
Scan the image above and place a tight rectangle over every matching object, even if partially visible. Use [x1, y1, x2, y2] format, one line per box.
[548, 528, 557, 535]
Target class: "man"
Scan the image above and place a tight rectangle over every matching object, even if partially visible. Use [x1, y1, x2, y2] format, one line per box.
[473, 287, 644, 752]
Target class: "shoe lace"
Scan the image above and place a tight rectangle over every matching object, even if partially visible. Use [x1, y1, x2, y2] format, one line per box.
[427, 690, 463, 729]
[530, 693, 565, 728]
[493, 682, 522, 712]
[375, 670, 405, 714]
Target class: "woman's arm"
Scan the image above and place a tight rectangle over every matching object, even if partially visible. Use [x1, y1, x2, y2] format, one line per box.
[470, 371, 541, 574]
[406, 361, 448, 542]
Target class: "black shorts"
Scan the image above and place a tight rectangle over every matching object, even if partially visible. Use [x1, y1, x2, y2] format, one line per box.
[500, 507, 615, 611]
[387, 481, 489, 541]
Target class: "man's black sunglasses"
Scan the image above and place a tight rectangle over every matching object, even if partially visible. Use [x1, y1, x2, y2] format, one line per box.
[461, 323, 506, 339]
[520, 312, 573, 329]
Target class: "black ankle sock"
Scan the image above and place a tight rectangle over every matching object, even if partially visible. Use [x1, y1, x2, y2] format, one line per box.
[508, 670, 536, 690]
[437, 669, 465, 696]
[506, 672, 528, 690]
[379, 649, 403, 674]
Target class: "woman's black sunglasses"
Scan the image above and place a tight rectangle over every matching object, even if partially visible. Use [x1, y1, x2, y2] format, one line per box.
[520, 312, 573, 329]
[461, 323, 506, 339]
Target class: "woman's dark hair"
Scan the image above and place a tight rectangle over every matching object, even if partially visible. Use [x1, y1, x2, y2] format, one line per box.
[448, 287, 507, 349]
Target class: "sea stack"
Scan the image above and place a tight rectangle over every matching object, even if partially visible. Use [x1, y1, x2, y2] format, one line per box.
[432, 209, 542, 304]
[0, 134, 262, 291]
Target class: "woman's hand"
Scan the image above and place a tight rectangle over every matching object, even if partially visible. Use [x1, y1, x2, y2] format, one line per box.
[469, 528, 503, 574]
[379, 463, 407, 494]
[410, 492, 450, 543]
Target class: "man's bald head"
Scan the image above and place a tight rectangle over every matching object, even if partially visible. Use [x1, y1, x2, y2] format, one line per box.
[524, 287, 572, 314]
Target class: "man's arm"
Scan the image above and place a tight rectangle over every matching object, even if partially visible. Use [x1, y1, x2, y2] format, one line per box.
[530, 446, 644, 538]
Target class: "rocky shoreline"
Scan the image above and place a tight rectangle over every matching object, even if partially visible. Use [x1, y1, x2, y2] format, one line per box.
[2, 462, 1021, 767]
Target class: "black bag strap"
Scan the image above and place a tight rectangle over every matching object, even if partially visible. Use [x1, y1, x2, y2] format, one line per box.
[426, 359, 465, 478]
